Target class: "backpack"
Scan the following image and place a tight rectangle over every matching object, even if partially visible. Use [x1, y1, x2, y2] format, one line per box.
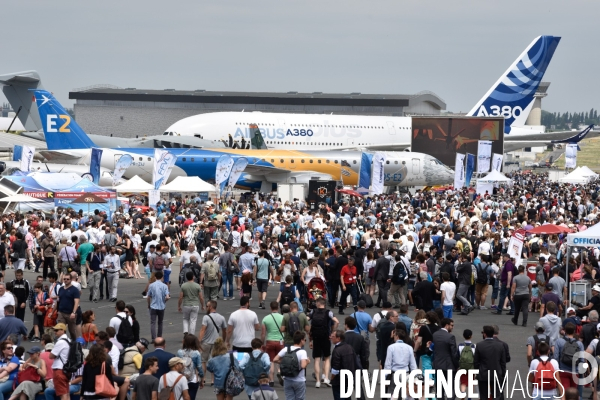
[458, 343, 475, 370]
[180, 349, 196, 382]
[104, 234, 117, 247]
[533, 359, 557, 391]
[118, 348, 138, 370]
[243, 352, 265, 386]
[153, 254, 166, 271]
[461, 239, 471, 254]
[310, 308, 330, 336]
[533, 334, 550, 359]
[159, 374, 184, 400]
[336, 217, 345, 229]
[391, 261, 408, 285]
[116, 315, 135, 346]
[475, 263, 488, 285]
[279, 346, 301, 377]
[205, 261, 219, 281]
[560, 337, 579, 366]
[224, 353, 245, 396]
[287, 312, 301, 336]
[60, 338, 84, 375]
[531, 242, 540, 254]
[281, 285, 295, 306]
[179, 264, 201, 286]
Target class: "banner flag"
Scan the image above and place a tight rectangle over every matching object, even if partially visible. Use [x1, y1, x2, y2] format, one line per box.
[215, 155, 235, 195]
[20, 146, 35, 172]
[508, 228, 526, 265]
[454, 153, 465, 189]
[13, 146, 22, 162]
[153, 149, 177, 189]
[148, 190, 161, 208]
[465, 153, 476, 187]
[90, 148, 103, 185]
[227, 157, 248, 189]
[112, 154, 134, 186]
[477, 140, 493, 173]
[357, 153, 373, 193]
[371, 152, 386, 195]
[565, 143, 577, 168]
[492, 153, 503, 172]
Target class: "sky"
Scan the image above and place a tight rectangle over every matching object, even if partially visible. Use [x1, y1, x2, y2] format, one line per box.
[1, 0, 598, 114]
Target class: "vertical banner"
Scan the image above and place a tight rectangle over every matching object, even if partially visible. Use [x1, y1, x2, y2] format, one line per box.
[148, 190, 161, 209]
[227, 157, 248, 189]
[20, 146, 35, 172]
[13, 145, 22, 162]
[454, 153, 466, 189]
[565, 143, 578, 169]
[113, 154, 134, 186]
[465, 153, 476, 187]
[371, 152, 386, 195]
[153, 149, 177, 189]
[90, 148, 103, 185]
[357, 153, 373, 193]
[477, 140, 492, 173]
[508, 228, 526, 266]
[215, 155, 235, 196]
[492, 153, 503, 172]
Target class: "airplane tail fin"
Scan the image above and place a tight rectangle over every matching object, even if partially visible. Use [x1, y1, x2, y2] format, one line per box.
[0, 71, 44, 131]
[467, 36, 561, 134]
[33, 90, 97, 150]
[249, 124, 268, 149]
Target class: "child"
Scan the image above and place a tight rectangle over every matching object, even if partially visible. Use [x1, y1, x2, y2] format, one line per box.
[530, 281, 540, 312]
[241, 271, 253, 305]
[251, 373, 278, 400]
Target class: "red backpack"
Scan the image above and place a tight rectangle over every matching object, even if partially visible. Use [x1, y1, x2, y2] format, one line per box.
[533, 359, 557, 391]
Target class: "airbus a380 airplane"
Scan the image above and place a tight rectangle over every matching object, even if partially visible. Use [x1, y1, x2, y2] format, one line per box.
[33, 90, 454, 190]
[165, 36, 572, 152]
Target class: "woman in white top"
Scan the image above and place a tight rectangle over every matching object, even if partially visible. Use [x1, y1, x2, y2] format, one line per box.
[363, 251, 376, 297]
[301, 258, 320, 285]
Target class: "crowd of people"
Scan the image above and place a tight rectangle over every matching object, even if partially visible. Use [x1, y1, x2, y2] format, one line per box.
[0, 171, 596, 399]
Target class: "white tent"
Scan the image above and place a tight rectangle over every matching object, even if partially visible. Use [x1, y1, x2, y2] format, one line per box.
[113, 175, 154, 192]
[160, 176, 217, 193]
[559, 167, 591, 184]
[567, 222, 600, 246]
[477, 170, 512, 184]
[580, 166, 599, 180]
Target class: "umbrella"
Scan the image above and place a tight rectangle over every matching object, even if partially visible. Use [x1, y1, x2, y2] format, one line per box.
[526, 224, 571, 235]
[70, 193, 107, 215]
[336, 188, 363, 198]
[0, 194, 44, 214]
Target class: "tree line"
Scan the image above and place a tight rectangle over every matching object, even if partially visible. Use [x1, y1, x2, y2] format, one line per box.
[542, 109, 599, 130]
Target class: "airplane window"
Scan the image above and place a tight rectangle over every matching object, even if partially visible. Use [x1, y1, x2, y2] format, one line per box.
[301, 160, 305, 163]
[395, 161, 398, 164]
[138, 157, 142, 161]
[147, 157, 151, 161]
[310, 160, 313, 163]
[271, 159, 274, 162]
[182, 158, 186, 162]
[280, 159, 284, 163]
[326, 160, 330, 164]
[191, 158, 194, 162]
[291, 160, 294, 163]
[353, 160, 357, 164]
[203, 158, 207, 162]
[386, 161, 389, 164]
[334, 160, 338, 164]
[318, 160, 322, 164]
[402, 161, 406, 164]
[211, 158, 215, 162]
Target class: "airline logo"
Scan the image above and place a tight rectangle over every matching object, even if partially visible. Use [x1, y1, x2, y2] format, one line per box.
[233, 125, 363, 139]
[46, 115, 71, 133]
[472, 36, 560, 133]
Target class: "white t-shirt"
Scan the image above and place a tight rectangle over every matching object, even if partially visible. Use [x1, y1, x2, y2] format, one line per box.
[109, 312, 134, 337]
[440, 282, 456, 306]
[0, 292, 15, 319]
[277, 345, 308, 382]
[228, 309, 259, 348]
[370, 310, 389, 330]
[158, 371, 189, 400]
[528, 356, 559, 398]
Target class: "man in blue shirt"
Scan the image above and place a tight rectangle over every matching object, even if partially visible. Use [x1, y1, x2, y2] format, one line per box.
[147, 271, 170, 340]
[55, 274, 80, 339]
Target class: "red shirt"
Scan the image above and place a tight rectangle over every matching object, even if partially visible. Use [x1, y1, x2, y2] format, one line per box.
[340, 265, 357, 285]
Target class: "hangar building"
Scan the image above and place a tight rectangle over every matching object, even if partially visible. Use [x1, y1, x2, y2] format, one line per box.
[69, 86, 446, 138]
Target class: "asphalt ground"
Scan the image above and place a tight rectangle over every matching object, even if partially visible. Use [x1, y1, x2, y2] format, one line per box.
[13, 263, 592, 400]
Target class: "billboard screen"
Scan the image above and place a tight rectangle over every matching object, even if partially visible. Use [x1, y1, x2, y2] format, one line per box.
[411, 117, 504, 168]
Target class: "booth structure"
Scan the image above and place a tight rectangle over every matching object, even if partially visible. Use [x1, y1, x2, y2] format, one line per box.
[475, 170, 512, 195]
[113, 175, 154, 192]
[559, 166, 599, 184]
[160, 176, 217, 193]
[566, 222, 600, 307]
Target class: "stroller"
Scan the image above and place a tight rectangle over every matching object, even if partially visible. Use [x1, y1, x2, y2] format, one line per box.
[305, 277, 327, 312]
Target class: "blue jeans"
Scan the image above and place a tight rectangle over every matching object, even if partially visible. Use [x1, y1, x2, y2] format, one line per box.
[284, 380, 306, 400]
[0, 380, 12, 400]
[339, 283, 358, 312]
[44, 384, 81, 400]
[443, 305, 453, 318]
[496, 285, 514, 314]
[222, 269, 234, 298]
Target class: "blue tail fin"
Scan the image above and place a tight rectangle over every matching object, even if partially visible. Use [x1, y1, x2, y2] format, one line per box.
[467, 36, 561, 134]
[33, 90, 96, 150]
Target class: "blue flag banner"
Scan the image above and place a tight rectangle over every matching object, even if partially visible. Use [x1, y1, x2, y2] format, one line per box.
[90, 148, 103, 185]
[13, 146, 22, 162]
[465, 153, 476, 187]
[113, 154, 134, 186]
[358, 153, 373, 193]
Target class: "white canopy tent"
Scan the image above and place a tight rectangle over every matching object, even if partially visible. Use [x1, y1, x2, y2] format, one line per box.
[159, 176, 217, 193]
[475, 170, 512, 195]
[559, 167, 592, 184]
[113, 175, 154, 192]
[580, 166, 599, 180]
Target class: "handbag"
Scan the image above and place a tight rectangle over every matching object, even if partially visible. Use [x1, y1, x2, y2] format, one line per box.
[17, 365, 41, 384]
[95, 362, 118, 397]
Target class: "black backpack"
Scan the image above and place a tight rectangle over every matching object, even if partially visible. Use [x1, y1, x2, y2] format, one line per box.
[560, 337, 579, 366]
[281, 285, 295, 306]
[287, 312, 301, 335]
[532, 334, 550, 359]
[116, 316, 135, 346]
[60, 338, 84, 374]
[280, 346, 301, 377]
[391, 261, 408, 285]
[475, 263, 488, 285]
[310, 308, 330, 336]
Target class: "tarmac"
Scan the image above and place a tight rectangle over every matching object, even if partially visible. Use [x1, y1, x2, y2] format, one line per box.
[12, 263, 591, 400]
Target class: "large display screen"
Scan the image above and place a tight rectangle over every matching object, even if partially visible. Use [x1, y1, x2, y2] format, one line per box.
[411, 117, 504, 168]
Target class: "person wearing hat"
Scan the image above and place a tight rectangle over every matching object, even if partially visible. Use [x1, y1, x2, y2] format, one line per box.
[49, 323, 71, 400]
[250, 372, 277, 400]
[157, 357, 190, 400]
[573, 284, 600, 319]
[119, 338, 150, 377]
[8, 346, 46, 400]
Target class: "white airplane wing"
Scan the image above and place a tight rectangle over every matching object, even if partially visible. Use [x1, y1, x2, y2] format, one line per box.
[38, 150, 84, 161]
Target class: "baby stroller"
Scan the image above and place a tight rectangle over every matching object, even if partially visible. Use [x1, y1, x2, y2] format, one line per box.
[305, 277, 327, 312]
